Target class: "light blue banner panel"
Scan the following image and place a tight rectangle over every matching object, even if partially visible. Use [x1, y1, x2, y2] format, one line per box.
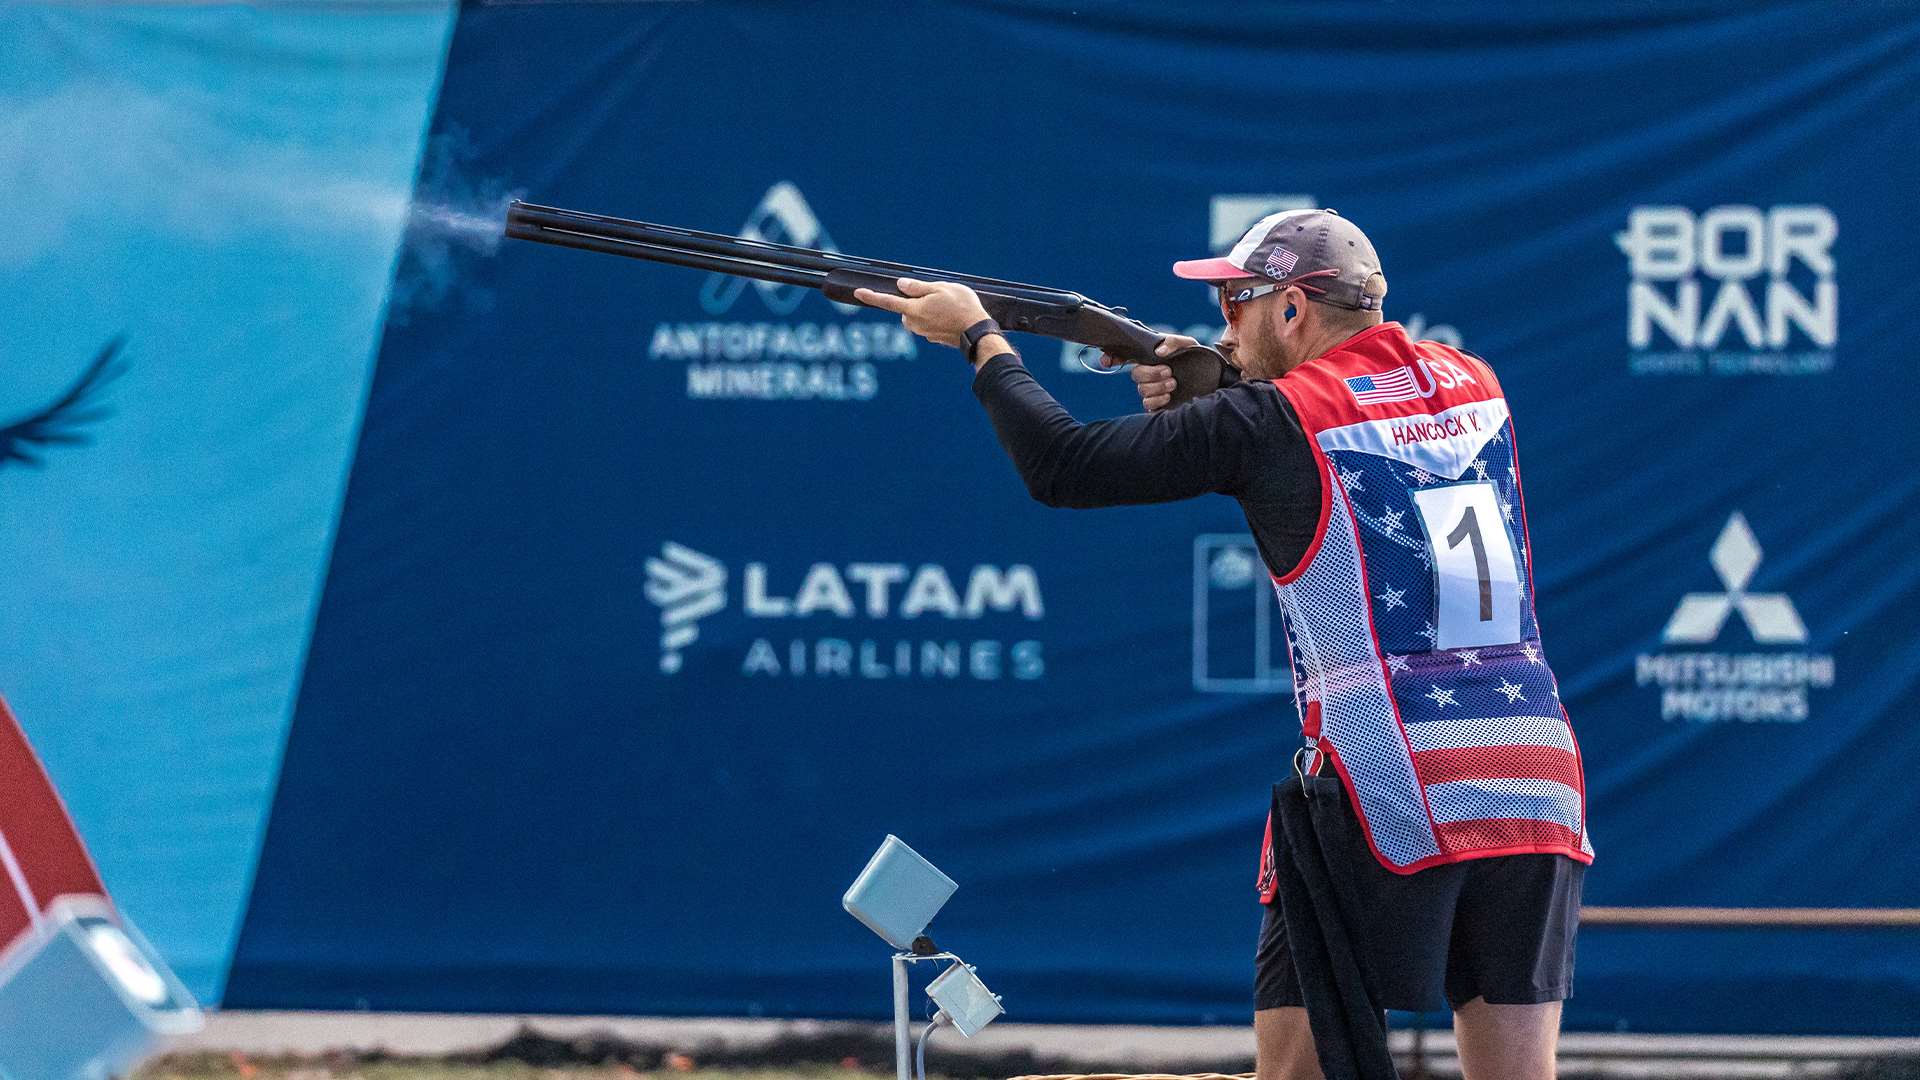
[0, 4, 454, 1002]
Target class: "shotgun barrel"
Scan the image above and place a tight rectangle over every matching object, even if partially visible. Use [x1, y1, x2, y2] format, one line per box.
[504, 200, 1229, 406]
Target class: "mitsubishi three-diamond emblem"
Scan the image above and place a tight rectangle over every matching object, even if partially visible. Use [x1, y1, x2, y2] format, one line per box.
[1638, 512, 1831, 722]
[1662, 512, 1808, 645]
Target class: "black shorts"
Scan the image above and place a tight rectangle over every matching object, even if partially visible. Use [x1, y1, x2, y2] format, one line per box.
[1254, 776, 1584, 1013]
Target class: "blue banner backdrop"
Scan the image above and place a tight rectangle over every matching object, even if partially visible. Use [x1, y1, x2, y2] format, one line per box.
[189, 1, 1920, 1033]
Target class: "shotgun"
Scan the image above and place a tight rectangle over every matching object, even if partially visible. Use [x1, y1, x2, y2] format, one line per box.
[504, 201, 1228, 406]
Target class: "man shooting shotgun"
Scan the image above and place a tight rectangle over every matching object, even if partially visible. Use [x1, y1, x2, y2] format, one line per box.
[859, 209, 1591, 1080]
[508, 201, 1590, 1080]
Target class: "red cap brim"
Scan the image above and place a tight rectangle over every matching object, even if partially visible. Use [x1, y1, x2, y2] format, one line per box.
[1172, 256, 1258, 281]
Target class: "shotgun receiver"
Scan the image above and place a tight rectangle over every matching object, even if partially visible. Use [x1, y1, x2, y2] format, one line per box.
[504, 201, 1228, 407]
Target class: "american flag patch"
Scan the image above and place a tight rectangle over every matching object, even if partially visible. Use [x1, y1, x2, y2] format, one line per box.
[1264, 247, 1299, 278]
[1344, 367, 1421, 405]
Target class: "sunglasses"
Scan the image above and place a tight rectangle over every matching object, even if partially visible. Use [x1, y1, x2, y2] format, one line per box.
[1217, 281, 1283, 322]
[1217, 268, 1346, 322]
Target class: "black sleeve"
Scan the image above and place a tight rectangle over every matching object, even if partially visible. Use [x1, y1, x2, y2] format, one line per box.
[970, 351, 1294, 509]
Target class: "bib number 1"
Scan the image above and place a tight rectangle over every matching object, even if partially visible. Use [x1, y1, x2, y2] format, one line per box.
[1411, 482, 1522, 650]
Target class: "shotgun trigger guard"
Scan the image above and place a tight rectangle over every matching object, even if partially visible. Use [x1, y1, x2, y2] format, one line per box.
[1073, 344, 1122, 375]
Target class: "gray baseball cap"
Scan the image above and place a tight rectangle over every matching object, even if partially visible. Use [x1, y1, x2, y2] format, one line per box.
[1173, 208, 1386, 311]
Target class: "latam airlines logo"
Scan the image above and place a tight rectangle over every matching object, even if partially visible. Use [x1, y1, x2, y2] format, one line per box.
[646, 182, 919, 401]
[643, 542, 1046, 681]
[1617, 204, 1837, 377]
[1636, 512, 1833, 723]
[645, 544, 728, 674]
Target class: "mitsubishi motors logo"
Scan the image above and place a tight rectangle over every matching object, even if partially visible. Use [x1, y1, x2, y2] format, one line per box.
[641, 541, 1046, 681]
[1662, 512, 1807, 644]
[1637, 511, 1832, 723]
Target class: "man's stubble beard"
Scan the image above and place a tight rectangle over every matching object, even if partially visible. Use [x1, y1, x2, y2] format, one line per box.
[1233, 335, 1297, 382]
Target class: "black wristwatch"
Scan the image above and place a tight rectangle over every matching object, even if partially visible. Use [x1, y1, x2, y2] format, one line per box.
[962, 318, 1006, 363]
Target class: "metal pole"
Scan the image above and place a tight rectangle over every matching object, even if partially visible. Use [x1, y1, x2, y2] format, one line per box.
[1581, 906, 1920, 927]
[892, 953, 912, 1080]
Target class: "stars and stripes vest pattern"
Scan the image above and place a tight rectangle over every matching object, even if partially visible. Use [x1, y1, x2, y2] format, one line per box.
[1267, 323, 1593, 876]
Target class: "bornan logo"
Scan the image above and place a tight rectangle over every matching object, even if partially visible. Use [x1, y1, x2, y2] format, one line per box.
[642, 541, 1046, 681]
[1617, 204, 1836, 377]
[1636, 512, 1833, 723]
[646, 182, 919, 402]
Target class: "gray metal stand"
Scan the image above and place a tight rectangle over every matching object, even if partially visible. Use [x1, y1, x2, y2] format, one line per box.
[890, 950, 957, 1080]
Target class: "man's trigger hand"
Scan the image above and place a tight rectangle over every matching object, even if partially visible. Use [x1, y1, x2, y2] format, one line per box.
[1131, 363, 1178, 412]
[1129, 333, 1203, 411]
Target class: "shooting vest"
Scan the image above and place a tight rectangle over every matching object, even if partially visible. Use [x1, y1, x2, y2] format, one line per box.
[1257, 324, 1593, 886]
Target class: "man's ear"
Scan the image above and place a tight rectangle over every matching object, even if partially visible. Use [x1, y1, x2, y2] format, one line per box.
[1282, 285, 1306, 323]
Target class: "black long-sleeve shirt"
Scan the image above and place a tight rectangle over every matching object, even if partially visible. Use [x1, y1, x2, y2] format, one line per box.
[971, 351, 1323, 578]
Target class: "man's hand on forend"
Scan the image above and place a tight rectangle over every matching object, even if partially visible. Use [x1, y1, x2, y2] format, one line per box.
[852, 277, 991, 350]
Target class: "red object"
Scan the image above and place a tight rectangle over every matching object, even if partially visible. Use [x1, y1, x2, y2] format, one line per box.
[1262, 325, 1592, 874]
[0, 695, 108, 946]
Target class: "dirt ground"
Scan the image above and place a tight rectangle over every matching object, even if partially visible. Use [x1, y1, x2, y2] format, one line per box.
[144, 1061, 888, 1080]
